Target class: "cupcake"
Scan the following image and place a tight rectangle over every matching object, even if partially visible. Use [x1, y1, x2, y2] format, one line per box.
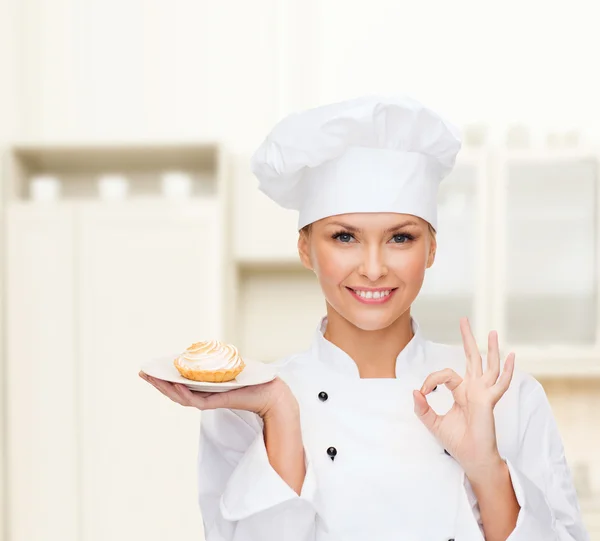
[173, 339, 246, 382]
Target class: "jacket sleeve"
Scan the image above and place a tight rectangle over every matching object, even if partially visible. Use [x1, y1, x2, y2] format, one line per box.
[197, 407, 318, 541]
[503, 382, 590, 541]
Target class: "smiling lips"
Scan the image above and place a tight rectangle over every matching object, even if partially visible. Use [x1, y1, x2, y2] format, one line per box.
[346, 287, 397, 304]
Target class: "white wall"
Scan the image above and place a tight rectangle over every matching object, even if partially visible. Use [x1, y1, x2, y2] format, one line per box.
[12, 0, 600, 149]
[312, 0, 600, 140]
[1, 0, 20, 538]
[12, 0, 299, 149]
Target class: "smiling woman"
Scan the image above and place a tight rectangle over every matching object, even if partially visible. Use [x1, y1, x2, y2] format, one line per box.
[142, 95, 590, 541]
[296, 213, 436, 336]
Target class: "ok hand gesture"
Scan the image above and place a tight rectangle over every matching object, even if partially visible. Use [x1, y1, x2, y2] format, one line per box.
[413, 317, 515, 479]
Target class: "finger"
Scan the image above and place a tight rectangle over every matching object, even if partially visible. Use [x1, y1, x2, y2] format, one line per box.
[420, 368, 463, 394]
[490, 352, 516, 402]
[143, 376, 186, 405]
[139, 371, 153, 382]
[140, 373, 160, 388]
[140, 372, 164, 387]
[169, 383, 196, 405]
[484, 330, 501, 384]
[460, 317, 482, 377]
[171, 383, 224, 409]
[172, 383, 216, 401]
[413, 390, 441, 434]
[142, 374, 226, 410]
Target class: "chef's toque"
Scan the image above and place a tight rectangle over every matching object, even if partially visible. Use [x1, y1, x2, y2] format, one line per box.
[250, 94, 462, 231]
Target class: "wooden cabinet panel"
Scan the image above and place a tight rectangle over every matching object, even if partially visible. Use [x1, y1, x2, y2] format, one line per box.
[231, 155, 299, 263]
[505, 160, 598, 345]
[78, 201, 221, 541]
[5, 200, 223, 541]
[5, 203, 79, 541]
[237, 266, 322, 362]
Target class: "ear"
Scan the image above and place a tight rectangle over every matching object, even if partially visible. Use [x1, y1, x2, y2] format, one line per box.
[426, 235, 437, 269]
[297, 231, 314, 271]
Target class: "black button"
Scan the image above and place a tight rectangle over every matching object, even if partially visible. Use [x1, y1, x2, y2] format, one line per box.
[327, 446, 337, 461]
[448, 538, 455, 541]
[318, 391, 328, 402]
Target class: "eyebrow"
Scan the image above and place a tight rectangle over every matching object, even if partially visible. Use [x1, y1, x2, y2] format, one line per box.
[327, 220, 420, 234]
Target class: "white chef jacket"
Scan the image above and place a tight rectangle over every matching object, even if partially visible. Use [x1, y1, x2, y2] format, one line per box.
[197, 317, 590, 541]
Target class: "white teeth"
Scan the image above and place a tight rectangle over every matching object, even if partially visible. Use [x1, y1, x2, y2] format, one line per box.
[352, 289, 392, 299]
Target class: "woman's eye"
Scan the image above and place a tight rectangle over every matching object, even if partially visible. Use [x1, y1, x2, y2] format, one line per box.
[391, 234, 412, 243]
[337, 233, 353, 243]
[332, 232, 413, 243]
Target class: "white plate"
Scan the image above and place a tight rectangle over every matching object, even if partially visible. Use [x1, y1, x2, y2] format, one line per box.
[140, 354, 278, 392]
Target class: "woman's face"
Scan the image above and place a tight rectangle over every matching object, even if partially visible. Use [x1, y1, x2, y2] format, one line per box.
[298, 213, 436, 332]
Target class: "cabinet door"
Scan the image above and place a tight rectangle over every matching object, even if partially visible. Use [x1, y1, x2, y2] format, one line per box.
[78, 201, 222, 541]
[5, 203, 79, 541]
[232, 154, 300, 262]
[504, 159, 598, 345]
[412, 161, 483, 343]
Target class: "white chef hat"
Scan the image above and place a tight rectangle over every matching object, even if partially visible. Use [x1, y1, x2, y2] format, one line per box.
[250, 94, 462, 231]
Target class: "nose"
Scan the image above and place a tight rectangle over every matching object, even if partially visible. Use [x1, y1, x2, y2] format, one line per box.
[358, 245, 388, 282]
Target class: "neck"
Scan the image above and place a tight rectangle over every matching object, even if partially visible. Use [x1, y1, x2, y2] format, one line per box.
[322, 306, 414, 378]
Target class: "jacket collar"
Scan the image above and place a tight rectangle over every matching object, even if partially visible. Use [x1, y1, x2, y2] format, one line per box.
[312, 315, 426, 380]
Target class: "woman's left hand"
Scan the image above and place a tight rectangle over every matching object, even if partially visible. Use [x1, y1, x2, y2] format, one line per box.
[413, 317, 515, 480]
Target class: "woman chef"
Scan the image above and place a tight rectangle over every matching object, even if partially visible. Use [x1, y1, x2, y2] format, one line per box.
[139, 95, 590, 541]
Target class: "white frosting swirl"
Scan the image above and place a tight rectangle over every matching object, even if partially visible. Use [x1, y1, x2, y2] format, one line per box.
[175, 340, 243, 371]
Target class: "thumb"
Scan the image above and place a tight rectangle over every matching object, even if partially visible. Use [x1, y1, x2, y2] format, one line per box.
[413, 390, 438, 433]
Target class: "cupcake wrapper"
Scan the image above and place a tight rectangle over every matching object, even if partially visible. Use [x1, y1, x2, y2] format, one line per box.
[173, 358, 246, 383]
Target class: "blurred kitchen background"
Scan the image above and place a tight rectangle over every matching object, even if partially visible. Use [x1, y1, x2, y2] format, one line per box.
[0, 0, 599, 540]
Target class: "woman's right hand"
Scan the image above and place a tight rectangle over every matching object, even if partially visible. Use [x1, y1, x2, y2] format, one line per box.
[139, 371, 297, 419]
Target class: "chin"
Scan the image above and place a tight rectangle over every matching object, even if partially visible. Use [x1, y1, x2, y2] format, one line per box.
[341, 310, 399, 332]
